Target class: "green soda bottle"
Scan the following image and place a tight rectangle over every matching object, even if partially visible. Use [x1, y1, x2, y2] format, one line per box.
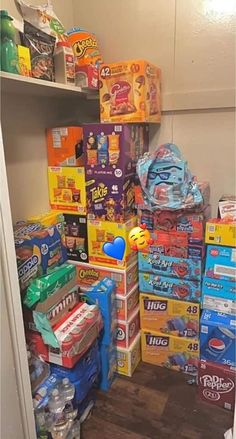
[0, 10, 19, 74]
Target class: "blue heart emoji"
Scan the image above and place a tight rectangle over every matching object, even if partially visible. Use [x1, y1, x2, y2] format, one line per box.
[102, 236, 126, 261]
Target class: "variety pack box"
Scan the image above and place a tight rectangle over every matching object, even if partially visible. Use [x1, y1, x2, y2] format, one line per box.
[116, 284, 139, 321]
[140, 293, 200, 338]
[116, 332, 141, 377]
[139, 272, 201, 302]
[205, 245, 236, 283]
[200, 309, 236, 367]
[198, 360, 235, 411]
[48, 166, 86, 214]
[218, 195, 236, 221]
[47, 127, 84, 167]
[202, 277, 236, 315]
[99, 341, 117, 391]
[138, 252, 202, 281]
[86, 174, 135, 222]
[205, 220, 236, 247]
[76, 260, 138, 296]
[116, 306, 140, 349]
[141, 330, 199, 375]
[99, 60, 161, 123]
[84, 123, 149, 179]
[64, 214, 88, 263]
[87, 217, 137, 269]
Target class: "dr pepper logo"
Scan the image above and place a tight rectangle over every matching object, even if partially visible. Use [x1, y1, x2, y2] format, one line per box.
[144, 299, 167, 312]
[200, 374, 234, 401]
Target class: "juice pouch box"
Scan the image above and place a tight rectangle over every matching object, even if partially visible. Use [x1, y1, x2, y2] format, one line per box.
[202, 277, 236, 315]
[99, 60, 161, 123]
[48, 166, 86, 214]
[139, 272, 201, 302]
[87, 217, 137, 269]
[116, 283, 139, 321]
[117, 332, 141, 377]
[86, 174, 135, 222]
[140, 293, 200, 338]
[76, 260, 138, 296]
[84, 123, 149, 179]
[138, 252, 202, 281]
[116, 306, 140, 349]
[205, 219, 236, 247]
[64, 214, 88, 263]
[205, 245, 236, 282]
[47, 127, 84, 167]
[141, 330, 199, 375]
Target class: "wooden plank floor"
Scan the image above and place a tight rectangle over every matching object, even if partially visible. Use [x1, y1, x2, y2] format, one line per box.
[82, 362, 233, 439]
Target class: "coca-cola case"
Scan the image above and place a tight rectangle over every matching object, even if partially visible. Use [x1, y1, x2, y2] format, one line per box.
[198, 359, 236, 411]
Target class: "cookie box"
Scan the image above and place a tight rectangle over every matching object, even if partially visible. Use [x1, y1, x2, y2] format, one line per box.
[116, 283, 139, 321]
[218, 195, 236, 222]
[205, 220, 236, 247]
[64, 213, 88, 263]
[47, 127, 84, 167]
[116, 306, 140, 349]
[202, 277, 236, 315]
[116, 332, 141, 377]
[205, 245, 236, 282]
[99, 341, 117, 391]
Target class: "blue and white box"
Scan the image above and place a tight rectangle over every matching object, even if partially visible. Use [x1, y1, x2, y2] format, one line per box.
[99, 341, 117, 391]
[202, 277, 236, 315]
[205, 245, 236, 282]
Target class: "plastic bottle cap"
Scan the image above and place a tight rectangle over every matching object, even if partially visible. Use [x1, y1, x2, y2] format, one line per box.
[0, 10, 13, 20]
[52, 389, 59, 397]
[62, 378, 69, 385]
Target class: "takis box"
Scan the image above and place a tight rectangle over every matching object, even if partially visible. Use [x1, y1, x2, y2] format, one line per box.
[205, 220, 236, 247]
[87, 217, 137, 269]
[140, 293, 200, 338]
[76, 260, 138, 296]
[202, 277, 236, 315]
[116, 332, 141, 377]
[198, 360, 235, 411]
[86, 174, 135, 222]
[116, 306, 140, 349]
[200, 309, 236, 367]
[64, 214, 88, 263]
[99, 60, 161, 123]
[47, 127, 84, 167]
[48, 166, 86, 214]
[116, 283, 139, 321]
[139, 272, 201, 302]
[141, 330, 199, 375]
[205, 245, 236, 283]
[138, 252, 202, 281]
[84, 123, 149, 179]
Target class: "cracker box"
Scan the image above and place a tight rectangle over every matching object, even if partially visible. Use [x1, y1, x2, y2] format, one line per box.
[84, 123, 149, 179]
[99, 60, 161, 123]
[200, 309, 236, 367]
[139, 272, 201, 302]
[87, 217, 137, 269]
[76, 260, 138, 296]
[99, 341, 117, 391]
[202, 277, 236, 315]
[86, 174, 135, 222]
[64, 214, 88, 263]
[116, 306, 140, 349]
[141, 330, 199, 375]
[48, 166, 86, 214]
[140, 293, 200, 338]
[47, 127, 84, 167]
[116, 284, 139, 321]
[198, 360, 236, 411]
[138, 252, 202, 281]
[205, 245, 236, 282]
[116, 332, 141, 377]
[205, 220, 236, 247]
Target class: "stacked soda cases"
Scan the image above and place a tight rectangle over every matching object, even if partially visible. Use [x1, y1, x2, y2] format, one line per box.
[198, 195, 236, 411]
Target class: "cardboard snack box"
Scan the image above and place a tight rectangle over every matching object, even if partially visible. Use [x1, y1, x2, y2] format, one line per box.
[202, 277, 236, 315]
[116, 332, 141, 377]
[205, 220, 236, 247]
[205, 245, 236, 283]
[47, 127, 84, 167]
[116, 283, 139, 321]
[116, 306, 140, 349]
[64, 213, 88, 263]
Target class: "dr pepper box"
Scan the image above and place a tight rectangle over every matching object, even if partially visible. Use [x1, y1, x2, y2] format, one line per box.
[84, 123, 149, 179]
[204, 245, 236, 283]
[116, 332, 141, 377]
[205, 219, 236, 247]
[99, 60, 161, 123]
[198, 360, 235, 411]
[64, 214, 88, 263]
[116, 306, 140, 349]
[47, 127, 84, 167]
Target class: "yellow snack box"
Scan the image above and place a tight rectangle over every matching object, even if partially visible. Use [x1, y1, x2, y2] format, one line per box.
[116, 332, 141, 377]
[87, 217, 137, 269]
[48, 166, 86, 214]
[18, 45, 31, 77]
[27, 211, 64, 227]
[205, 220, 236, 247]
[99, 60, 161, 123]
[141, 329, 199, 375]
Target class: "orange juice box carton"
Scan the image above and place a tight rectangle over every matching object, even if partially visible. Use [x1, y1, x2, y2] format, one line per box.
[99, 60, 161, 123]
[116, 306, 140, 349]
[140, 293, 200, 338]
[116, 332, 141, 377]
[47, 127, 84, 167]
[141, 329, 199, 375]
[205, 219, 236, 247]
[48, 166, 86, 214]
[87, 216, 137, 269]
[116, 283, 139, 321]
[64, 214, 88, 263]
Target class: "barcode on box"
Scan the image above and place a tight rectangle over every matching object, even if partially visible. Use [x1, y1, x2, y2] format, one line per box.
[111, 273, 123, 282]
[114, 125, 123, 132]
[224, 403, 232, 410]
[201, 325, 209, 334]
[208, 225, 215, 232]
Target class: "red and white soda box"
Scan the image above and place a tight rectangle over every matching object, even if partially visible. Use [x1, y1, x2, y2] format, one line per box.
[116, 306, 140, 349]
[198, 359, 236, 411]
[116, 284, 139, 321]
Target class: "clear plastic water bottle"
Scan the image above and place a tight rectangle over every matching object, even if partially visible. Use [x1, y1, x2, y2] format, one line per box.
[60, 378, 75, 401]
[48, 388, 65, 414]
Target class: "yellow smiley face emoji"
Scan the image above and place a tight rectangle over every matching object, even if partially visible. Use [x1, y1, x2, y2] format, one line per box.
[128, 224, 153, 251]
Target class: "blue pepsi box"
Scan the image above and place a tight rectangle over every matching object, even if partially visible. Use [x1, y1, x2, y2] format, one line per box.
[202, 276, 236, 315]
[200, 309, 236, 366]
[205, 245, 236, 282]
[99, 341, 117, 391]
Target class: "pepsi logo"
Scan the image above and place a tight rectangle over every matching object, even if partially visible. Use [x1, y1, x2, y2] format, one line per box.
[208, 338, 225, 353]
[203, 389, 220, 401]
